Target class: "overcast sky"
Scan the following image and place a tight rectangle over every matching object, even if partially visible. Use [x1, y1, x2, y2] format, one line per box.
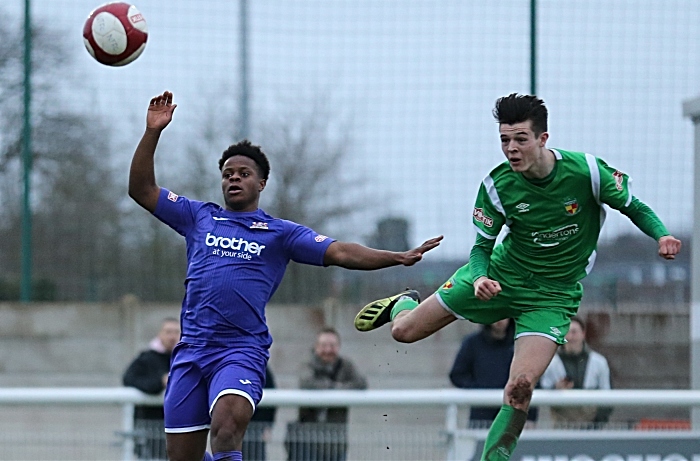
[6, 0, 700, 259]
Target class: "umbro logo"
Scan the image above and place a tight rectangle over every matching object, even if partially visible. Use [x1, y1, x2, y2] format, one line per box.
[239, 379, 252, 385]
[516, 203, 530, 213]
[550, 327, 562, 336]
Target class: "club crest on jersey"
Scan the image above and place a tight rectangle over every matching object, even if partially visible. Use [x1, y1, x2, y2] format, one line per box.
[473, 207, 493, 227]
[250, 222, 269, 230]
[441, 280, 454, 290]
[612, 170, 625, 191]
[563, 198, 579, 216]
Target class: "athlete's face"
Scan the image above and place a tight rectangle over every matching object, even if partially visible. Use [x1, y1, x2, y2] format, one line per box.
[314, 332, 340, 365]
[221, 155, 266, 212]
[499, 120, 549, 177]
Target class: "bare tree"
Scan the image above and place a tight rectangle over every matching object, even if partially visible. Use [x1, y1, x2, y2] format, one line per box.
[0, 12, 136, 301]
[182, 89, 365, 303]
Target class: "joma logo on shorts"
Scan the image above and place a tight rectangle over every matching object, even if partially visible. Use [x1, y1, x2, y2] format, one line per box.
[205, 233, 266, 255]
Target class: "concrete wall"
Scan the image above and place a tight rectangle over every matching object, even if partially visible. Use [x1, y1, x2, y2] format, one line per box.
[0, 300, 690, 421]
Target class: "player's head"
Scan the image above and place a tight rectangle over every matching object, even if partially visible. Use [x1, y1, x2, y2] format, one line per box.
[158, 317, 180, 353]
[314, 327, 341, 364]
[493, 93, 548, 136]
[493, 94, 550, 175]
[218, 140, 271, 212]
[219, 140, 270, 179]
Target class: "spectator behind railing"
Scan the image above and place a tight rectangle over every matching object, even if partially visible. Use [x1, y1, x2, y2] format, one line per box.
[122, 317, 180, 460]
[449, 319, 538, 428]
[285, 327, 367, 461]
[540, 316, 613, 428]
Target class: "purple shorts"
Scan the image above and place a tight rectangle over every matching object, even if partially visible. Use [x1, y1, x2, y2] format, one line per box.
[163, 342, 268, 433]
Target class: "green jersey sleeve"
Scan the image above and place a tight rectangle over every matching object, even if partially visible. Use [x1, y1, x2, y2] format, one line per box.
[472, 180, 506, 239]
[619, 196, 669, 241]
[596, 157, 632, 209]
[594, 156, 669, 241]
[469, 234, 496, 280]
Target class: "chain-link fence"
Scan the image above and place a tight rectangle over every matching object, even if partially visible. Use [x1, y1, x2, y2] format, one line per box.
[0, 1, 696, 304]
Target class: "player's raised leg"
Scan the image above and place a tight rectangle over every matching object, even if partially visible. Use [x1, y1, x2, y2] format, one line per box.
[481, 335, 559, 461]
[354, 290, 457, 343]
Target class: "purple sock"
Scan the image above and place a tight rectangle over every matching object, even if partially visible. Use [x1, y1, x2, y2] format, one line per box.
[202, 452, 214, 461]
[213, 451, 242, 461]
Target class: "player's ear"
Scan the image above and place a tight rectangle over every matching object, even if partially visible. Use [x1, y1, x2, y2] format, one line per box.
[539, 131, 549, 147]
[259, 179, 266, 192]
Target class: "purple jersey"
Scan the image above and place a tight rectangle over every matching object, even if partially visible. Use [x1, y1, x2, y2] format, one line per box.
[154, 188, 334, 348]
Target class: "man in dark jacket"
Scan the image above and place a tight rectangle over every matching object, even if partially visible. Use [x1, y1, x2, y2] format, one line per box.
[286, 327, 367, 461]
[123, 317, 180, 460]
[449, 319, 537, 427]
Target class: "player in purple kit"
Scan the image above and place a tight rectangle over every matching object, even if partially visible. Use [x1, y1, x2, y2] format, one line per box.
[128, 91, 443, 461]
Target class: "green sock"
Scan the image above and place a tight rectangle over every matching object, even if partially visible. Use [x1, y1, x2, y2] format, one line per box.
[481, 405, 528, 461]
[389, 297, 418, 320]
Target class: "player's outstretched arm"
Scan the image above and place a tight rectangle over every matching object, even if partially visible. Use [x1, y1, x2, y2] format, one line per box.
[658, 235, 682, 260]
[323, 236, 443, 270]
[128, 91, 177, 213]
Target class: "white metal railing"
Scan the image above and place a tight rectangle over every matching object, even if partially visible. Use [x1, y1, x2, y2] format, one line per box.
[1, 388, 699, 460]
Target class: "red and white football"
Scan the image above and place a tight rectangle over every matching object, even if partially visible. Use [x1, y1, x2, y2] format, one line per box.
[83, 2, 148, 66]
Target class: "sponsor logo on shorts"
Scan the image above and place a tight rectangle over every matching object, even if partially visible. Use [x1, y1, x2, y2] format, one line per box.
[239, 379, 252, 385]
[531, 224, 579, 247]
[167, 191, 179, 202]
[473, 207, 493, 227]
[550, 326, 562, 337]
[315, 235, 328, 242]
[441, 280, 454, 290]
[612, 170, 625, 191]
[564, 198, 579, 216]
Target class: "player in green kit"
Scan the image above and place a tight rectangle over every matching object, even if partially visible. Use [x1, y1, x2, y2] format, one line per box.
[353, 93, 682, 461]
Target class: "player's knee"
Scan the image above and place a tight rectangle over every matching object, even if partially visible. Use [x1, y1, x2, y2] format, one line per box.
[391, 321, 418, 343]
[505, 374, 534, 408]
[210, 420, 246, 450]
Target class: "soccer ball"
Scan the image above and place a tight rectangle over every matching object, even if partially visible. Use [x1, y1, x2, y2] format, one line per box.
[83, 2, 148, 66]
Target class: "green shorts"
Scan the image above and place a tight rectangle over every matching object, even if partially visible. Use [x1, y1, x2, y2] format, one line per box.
[436, 262, 582, 344]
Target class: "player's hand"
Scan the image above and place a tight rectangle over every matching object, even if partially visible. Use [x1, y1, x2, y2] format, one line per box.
[474, 276, 501, 301]
[146, 91, 177, 131]
[399, 235, 443, 266]
[658, 235, 681, 260]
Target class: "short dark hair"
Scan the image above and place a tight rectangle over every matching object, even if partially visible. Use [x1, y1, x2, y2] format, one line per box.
[493, 93, 548, 136]
[218, 139, 271, 180]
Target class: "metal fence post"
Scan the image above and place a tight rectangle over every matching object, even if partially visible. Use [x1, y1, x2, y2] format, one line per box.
[122, 402, 135, 461]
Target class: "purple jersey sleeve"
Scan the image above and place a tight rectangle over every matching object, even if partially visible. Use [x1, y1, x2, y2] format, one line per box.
[153, 188, 206, 236]
[282, 220, 335, 266]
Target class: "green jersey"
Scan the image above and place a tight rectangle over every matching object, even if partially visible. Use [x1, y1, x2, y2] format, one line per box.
[471, 148, 667, 284]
